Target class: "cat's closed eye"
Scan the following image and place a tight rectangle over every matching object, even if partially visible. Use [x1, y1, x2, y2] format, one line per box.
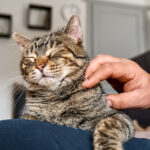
[23, 57, 35, 66]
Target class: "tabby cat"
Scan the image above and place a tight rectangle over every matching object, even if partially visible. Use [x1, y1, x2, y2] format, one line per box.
[13, 15, 134, 150]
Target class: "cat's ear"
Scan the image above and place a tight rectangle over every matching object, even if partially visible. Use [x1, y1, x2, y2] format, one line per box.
[12, 32, 31, 52]
[65, 15, 83, 44]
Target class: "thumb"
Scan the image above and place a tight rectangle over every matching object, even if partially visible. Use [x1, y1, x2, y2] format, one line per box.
[105, 92, 138, 109]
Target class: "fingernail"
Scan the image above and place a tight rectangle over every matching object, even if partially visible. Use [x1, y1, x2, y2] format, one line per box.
[108, 100, 112, 107]
[105, 95, 112, 107]
[85, 73, 90, 79]
[84, 77, 88, 81]
[82, 79, 88, 85]
[85, 75, 88, 79]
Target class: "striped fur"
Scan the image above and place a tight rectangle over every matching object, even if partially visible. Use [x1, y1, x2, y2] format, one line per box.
[13, 16, 134, 150]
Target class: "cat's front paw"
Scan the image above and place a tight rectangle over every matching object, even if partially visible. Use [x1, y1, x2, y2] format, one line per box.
[20, 115, 38, 120]
[94, 143, 123, 150]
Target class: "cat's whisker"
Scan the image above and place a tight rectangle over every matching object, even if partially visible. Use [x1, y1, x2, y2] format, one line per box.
[13, 84, 25, 94]
[13, 88, 24, 102]
[12, 83, 26, 108]
[8, 71, 21, 74]
[13, 91, 25, 112]
[13, 91, 24, 101]
[6, 79, 23, 88]
[80, 74, 87, 81]
[2, 76, 23, 89]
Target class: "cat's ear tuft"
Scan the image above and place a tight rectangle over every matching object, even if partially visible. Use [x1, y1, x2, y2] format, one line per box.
[12, 32, 31, 52]
[65, 15, 83, 44]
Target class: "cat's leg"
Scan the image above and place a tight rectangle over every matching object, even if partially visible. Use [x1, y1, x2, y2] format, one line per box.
[20, 107, 47, 121]
[20, 114, 39, 120]
[20, 111, 46, 121]
[94, 113, 134, 150]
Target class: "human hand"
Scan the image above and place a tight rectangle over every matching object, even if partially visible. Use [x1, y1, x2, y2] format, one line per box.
[82, 55, 150, 109]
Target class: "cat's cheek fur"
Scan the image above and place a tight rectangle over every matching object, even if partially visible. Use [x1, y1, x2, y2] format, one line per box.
[25, 69, 42, 84]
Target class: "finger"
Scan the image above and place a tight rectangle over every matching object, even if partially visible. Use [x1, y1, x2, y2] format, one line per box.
[83, 62, 134, 88]
[83, 63, 112, 88]
[85, 55, 121, 78]
[106, 91, 141, 109]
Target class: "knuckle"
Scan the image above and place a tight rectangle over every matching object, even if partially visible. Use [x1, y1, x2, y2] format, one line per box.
[124, 59, 136, 66]
[118, 97, 129, 109]
[96, 54, 103, 59]
[103, 54, 113, 60]
[113, 98, 125, 109]
[103, 62, 111, 68]
[117, 100, 124, 109]
[97, 54, 111, 59]
[103, 63, 113, 72]
[123, 83, 130, 91]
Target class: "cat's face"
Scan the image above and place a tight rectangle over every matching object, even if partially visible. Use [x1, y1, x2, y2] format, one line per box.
[13, 16, 88, 90]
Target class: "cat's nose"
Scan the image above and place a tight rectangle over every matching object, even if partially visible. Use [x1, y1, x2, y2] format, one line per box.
[35, 57, 48, 71]
[36, 64, 45, 71]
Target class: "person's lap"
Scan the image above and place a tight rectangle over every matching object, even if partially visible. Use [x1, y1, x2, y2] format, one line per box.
[0, 119, 149, 150]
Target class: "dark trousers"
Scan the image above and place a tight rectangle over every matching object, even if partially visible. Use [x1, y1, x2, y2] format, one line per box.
[0, 119, 150, 150]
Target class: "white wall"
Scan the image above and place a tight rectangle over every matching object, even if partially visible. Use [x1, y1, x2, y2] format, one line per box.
[86, 0, 150, 51]
[102, 0, 150, 50]
[101, 0, 149, 6]
[0, 0, 86, 119]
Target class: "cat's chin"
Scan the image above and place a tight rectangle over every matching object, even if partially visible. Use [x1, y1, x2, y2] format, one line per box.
[37, 76, 61, 90]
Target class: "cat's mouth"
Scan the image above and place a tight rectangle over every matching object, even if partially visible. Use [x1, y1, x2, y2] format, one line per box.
[34, 72, 62, 90]
[42, 74, 56, 79]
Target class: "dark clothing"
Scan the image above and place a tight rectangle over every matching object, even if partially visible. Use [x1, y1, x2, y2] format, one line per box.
[0, 119, 150, 150]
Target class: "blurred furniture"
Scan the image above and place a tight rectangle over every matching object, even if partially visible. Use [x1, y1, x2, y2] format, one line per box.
[132, 50, 150, 73]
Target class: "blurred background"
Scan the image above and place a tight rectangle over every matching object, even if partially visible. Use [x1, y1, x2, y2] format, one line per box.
[0, 0, 150, 120]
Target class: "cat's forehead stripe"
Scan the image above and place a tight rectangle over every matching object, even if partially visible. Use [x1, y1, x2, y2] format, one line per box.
[24, 51, 37, 58]
[46, 40, 61, 56]
[46, 48, 55, 56]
